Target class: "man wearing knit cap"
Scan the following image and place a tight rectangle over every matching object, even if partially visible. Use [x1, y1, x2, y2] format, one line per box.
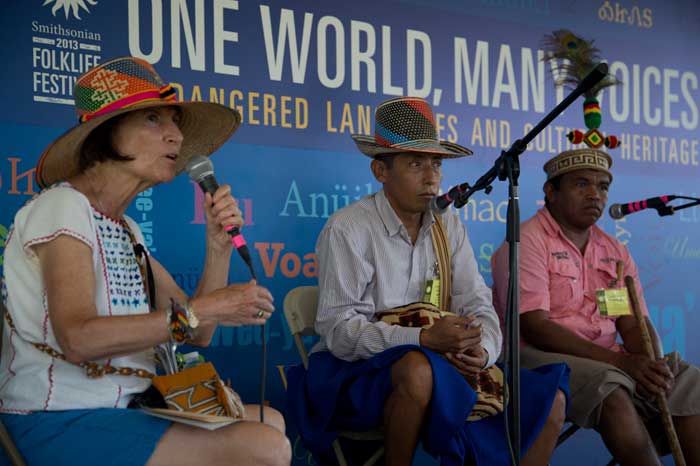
[492, 148, 700, 466]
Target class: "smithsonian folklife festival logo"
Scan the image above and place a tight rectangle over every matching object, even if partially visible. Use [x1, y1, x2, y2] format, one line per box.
[33, 0, 102, 105]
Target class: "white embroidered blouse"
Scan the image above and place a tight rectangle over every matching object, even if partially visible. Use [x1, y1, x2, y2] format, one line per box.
[0, 183, 154, 412]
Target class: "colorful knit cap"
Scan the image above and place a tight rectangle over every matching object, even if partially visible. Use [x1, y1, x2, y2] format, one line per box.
[351, 97, 472, 158]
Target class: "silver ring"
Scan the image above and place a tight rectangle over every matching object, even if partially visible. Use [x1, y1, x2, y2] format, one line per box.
[256, 310, 265, 318]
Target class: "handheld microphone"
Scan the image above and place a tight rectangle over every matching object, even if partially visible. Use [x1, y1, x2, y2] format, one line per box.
[185, 156, 253, 267]
[186, 155, 265, 423]
[429, 182, 470, 214]
[608, 195, 677, 219]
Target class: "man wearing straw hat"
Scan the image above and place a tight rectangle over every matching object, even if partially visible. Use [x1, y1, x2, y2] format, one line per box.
[287, 97, 569, 466]
[491, 148, 700, 465]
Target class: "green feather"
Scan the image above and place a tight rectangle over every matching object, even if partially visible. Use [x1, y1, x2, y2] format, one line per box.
[542, 29, 621, 98]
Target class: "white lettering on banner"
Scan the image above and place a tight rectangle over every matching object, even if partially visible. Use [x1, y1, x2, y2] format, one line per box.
[317, 15, 345, 89]
[382, 25, 403, 96]
[128, 0, 164, 62]
[30, 20, 101, 105]
[121, 3, 699, 130]
[454, 39, 490, 106]
[521, 48, 545, 113]
[351, 20, 376, 93]
[260, 6, 313, 84]
[128, 0, 240, 75]
[259, 6, 435, 99]
[619, 133, 700, 166]
[32, 22, 102, 41]
[607, 61, 699, 131]
[213, 0, 240, 76]
[454, 39, 545, 112]
[681, 72, 699, 130]
[493, 44, 518, 110]
[32, 48, 100, 73]
[171, 0, 205, 71]
[406, 29, 432, 99]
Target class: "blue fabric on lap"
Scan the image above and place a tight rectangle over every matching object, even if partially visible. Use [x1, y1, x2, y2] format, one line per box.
[1, 408, 171, 466]
[286, 345, 569, 466]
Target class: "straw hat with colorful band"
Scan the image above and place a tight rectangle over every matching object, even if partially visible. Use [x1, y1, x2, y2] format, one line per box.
[36, 56, 241, 189]
[351, 97, 472, 158]
[543, 148, 613, 181]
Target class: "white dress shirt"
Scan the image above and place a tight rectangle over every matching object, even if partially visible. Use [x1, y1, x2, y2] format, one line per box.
[312, 189, 502, 367]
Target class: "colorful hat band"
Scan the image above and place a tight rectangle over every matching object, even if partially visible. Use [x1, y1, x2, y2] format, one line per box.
[374, 123, 414, 147]
[78, 84, 177, 123]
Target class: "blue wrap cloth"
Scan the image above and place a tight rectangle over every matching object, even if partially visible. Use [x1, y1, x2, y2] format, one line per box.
[287, 345, 569, 465]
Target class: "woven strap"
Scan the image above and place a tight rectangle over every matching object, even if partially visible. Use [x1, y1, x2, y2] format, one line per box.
[3, 293, 155, 379]
[430, 214, 452, 312]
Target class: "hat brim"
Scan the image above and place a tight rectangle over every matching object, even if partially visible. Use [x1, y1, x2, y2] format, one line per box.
[351, 135, 472, 159]
[36, 100, 241, 188]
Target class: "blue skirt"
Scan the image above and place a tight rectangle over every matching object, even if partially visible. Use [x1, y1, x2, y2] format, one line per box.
[286, 345, 569, 466]
[0, 408, 171, 466]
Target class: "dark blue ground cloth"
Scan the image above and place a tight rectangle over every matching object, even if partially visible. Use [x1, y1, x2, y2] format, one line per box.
[287, 345, 569, 466]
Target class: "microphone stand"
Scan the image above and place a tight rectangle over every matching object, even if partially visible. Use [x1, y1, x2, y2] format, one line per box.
[656, 196, 700, 216]
[451, 62, 609, 465]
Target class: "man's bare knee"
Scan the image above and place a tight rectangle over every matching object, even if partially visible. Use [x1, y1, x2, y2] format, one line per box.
[601, 387, 637, 420]
[391, 351, 433, 406]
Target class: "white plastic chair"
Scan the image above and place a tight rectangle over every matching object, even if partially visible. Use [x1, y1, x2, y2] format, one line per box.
[283, 286, 384, 466]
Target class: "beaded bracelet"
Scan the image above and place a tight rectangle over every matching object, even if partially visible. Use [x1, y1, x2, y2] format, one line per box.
[168, 298, 193, 344]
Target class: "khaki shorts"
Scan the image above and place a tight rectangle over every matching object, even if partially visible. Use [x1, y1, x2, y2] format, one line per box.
[521, 346, 700, 430]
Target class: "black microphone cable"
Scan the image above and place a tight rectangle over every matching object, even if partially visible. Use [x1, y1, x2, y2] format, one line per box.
[186, 155, 267, 423]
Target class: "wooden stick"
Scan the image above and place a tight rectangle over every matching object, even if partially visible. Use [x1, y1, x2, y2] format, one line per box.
[616, 260, 624, 287]
[624, 276, 686, 466]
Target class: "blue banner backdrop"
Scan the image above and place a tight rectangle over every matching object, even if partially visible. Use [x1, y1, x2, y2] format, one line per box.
[1, 1, 698, 464]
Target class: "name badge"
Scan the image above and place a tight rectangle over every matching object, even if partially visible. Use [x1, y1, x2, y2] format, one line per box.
[596, 288, 631, 316]
[423, 279, 441, 308]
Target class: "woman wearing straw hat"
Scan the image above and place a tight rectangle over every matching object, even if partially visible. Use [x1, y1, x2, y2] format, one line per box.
[0, 57, 290, 466]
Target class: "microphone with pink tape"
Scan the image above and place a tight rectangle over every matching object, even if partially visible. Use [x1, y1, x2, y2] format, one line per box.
[186, 155, 267, 422]
[185, 155, 253, 270]
[608, 195, 677, 219]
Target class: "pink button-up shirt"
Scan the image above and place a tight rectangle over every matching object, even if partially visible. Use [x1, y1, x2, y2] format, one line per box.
[491, 207, 648, 351]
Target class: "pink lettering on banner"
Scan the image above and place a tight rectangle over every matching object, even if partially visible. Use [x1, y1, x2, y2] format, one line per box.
[190, 180, 254, 226]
